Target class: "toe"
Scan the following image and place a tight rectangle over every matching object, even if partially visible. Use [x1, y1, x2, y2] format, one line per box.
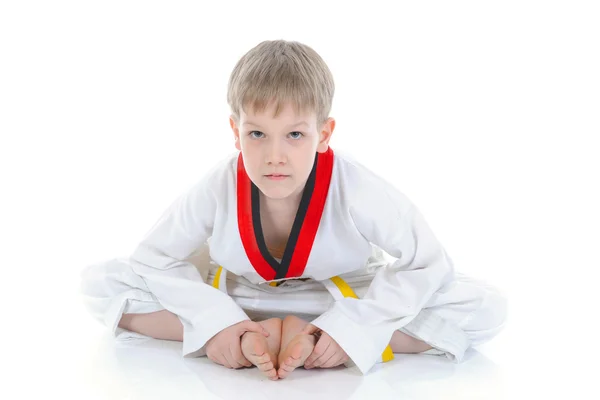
[257, 360, 273, 371]
[266, 368, 278, 380]
[277, 368, 289, 379]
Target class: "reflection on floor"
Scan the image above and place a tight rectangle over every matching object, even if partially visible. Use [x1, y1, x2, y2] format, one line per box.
[78, 327, 506, 400]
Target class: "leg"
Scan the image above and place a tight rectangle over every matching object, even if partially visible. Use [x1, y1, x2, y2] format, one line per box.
[80, 258, 167, 340]
[277, 315, 317, 379]
[396, 272, 508, 362]
[241, 318, 282, 380]
[118, 310, 183, 341]
[389, 330, 433, 353]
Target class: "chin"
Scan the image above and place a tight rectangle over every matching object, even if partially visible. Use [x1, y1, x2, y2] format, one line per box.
[259, 188, 293, 200]
[255, 183, 294, 200]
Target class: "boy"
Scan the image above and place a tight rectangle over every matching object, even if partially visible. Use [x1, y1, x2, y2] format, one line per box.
[80, 40, 507, 380]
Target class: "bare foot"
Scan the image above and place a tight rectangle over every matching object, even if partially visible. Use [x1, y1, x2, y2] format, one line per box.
[277, 333, 316, 379]
[241, 332, 279, 381]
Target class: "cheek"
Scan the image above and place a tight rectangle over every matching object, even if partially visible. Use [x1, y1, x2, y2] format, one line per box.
[242, 153, 264, 179]
[301, 151, 316, 169]
[241, 139, 263, 156]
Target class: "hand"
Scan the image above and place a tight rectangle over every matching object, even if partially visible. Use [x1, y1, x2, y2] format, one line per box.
[205, 320, 270, 369]
[301, 324, 350, 369]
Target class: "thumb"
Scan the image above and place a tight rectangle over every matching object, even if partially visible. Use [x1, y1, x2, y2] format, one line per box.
[238, 320, 270, 337]
[301, 323, 319, 335]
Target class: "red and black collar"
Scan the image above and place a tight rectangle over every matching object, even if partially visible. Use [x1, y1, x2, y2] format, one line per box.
[237, 148, 334, 281]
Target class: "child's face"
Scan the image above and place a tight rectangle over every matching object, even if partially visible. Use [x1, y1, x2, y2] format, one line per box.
[230, 101, 334, 203]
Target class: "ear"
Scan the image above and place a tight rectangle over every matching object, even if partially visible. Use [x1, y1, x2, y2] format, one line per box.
[230, 116, 241, 151]
[317, 117, 335, 153]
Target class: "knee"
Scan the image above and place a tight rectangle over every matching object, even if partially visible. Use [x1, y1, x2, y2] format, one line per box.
[468, 288, 508, 332]
[79, 258, 131, 298]
[80, 261, 107, 297]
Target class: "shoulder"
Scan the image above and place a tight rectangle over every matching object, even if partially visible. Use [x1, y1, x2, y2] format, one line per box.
[178, 151, 239, 202]
[192, 151, 238, 186]
[332, 149, 414, 217]
[333, 148, 393, 187]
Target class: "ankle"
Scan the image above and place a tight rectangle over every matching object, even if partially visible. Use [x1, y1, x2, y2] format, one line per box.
[390, 331, 433, 353]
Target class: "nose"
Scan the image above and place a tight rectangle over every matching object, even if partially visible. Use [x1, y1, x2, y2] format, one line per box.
[266, 140, 287, 165]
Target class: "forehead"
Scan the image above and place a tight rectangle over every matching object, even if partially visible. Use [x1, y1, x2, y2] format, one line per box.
[240, 101, 316, 126]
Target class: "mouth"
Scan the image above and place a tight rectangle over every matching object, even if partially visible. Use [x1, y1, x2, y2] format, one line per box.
[265, 174, 289, 180]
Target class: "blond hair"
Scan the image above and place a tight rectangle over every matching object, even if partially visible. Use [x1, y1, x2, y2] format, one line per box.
[227, 40, 335, 127]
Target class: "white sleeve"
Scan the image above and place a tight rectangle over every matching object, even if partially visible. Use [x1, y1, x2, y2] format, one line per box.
[309, 163, 455, 374]
[128, 169, 249, 358]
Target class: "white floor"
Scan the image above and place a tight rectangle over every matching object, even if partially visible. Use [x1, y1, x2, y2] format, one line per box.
[75, 331, 506, 400]
[3, 1, 599, 396]
[6, 275, 591, 400]
[1, 244, 596, 400]
[40, 313, 507, 400]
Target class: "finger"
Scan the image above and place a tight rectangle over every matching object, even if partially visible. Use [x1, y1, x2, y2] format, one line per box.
[207, 353, 220, 365]
[227, 344, 247, 369]
[239, 320, 270, 337]
[305, 336, 331, 366]
[301, 323, 318, 335]
[214, 354, 230, 368]
[221, 348, 240, 369]
[230, 343, 250, 368]
[231, 342, 252, 367]
[310, 344, 337, 368]
[221, 354, 233, 369]
[321, 353, 345, 369]
[304, 342, 326, 367]
[207, 350, 227, 367]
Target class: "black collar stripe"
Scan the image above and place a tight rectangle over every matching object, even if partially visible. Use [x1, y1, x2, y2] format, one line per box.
[237, 148, 334, 281]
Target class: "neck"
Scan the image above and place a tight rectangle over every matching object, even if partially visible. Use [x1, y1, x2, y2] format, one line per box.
[260, 189, 303, 216]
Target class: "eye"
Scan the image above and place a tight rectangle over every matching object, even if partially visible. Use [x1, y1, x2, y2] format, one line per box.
[249, 131, 264, 139]
[289, 131, 304, 140]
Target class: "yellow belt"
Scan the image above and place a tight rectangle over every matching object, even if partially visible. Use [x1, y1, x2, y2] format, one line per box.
[212, 266, 394, 363]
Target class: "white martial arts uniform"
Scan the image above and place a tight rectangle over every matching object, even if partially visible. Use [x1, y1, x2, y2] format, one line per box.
[80, 147, 507, 375]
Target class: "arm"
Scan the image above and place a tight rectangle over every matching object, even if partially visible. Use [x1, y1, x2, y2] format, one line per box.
[309, 165, 455, 374]
[128, 169, 249, 358]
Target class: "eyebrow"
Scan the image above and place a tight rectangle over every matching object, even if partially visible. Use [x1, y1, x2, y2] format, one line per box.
[244, 121, 309, 129]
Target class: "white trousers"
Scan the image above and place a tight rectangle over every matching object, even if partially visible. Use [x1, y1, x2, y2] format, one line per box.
[80, 245, 507, 364]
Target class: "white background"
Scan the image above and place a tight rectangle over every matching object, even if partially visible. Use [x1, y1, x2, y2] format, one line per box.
[1, 1, 598, 398]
